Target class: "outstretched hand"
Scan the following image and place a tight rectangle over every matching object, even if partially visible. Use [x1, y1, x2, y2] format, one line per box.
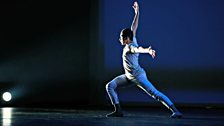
[132, 1, 139, 14]
[148, 46, 156, 58]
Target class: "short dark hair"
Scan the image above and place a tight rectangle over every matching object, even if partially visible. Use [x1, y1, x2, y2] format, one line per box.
[121, 28, 133, 41]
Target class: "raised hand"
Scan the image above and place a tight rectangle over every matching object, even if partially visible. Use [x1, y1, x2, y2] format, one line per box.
[132, 1, 139, 14]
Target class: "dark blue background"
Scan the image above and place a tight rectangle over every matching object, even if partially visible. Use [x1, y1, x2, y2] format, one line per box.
[102, 0, 224, 69]
[101, 0, 224, 104]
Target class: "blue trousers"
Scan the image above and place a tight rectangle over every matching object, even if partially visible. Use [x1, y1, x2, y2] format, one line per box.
[106, 72, 173, 109]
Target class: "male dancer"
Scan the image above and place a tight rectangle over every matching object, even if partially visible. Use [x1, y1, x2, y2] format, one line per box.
[105, 1, 182, 118]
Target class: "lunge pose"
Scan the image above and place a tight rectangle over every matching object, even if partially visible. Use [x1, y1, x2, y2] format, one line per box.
[105, 1, 182, 118]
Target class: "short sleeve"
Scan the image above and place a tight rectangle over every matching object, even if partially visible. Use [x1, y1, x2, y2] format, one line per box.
[126, 37, 138, 53]
[132, 37, 138, 46]
[128, 43, 138, 53]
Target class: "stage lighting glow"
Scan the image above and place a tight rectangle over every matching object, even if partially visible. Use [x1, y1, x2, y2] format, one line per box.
[2, 92, 12, 102]
[2, 107, 12, 126]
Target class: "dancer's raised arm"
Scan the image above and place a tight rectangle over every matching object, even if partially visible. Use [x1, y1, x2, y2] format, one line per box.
[131, 1, 139, 37]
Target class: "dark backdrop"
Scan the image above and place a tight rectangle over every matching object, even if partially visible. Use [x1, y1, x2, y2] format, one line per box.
[0, 0, 103, 108]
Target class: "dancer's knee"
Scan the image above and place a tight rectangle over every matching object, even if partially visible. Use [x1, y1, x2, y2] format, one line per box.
[105, 83, 110, 91]
[105, 81, 115, 91]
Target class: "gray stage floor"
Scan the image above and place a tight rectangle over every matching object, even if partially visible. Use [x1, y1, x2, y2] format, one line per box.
[1, 107, 224, 126]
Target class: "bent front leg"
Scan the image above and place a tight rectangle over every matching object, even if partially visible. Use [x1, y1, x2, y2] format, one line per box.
[105, 74, 129, 105]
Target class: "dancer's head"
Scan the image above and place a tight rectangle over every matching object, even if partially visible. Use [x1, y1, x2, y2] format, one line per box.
[119, 28, 133, 45]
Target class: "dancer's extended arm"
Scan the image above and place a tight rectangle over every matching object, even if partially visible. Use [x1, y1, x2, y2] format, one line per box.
[130, 46, 156, 58]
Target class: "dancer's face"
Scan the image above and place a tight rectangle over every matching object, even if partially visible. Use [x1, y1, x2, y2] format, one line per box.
[119, 32, 128, 45]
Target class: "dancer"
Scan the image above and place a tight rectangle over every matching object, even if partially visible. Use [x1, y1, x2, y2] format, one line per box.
[105, 1, 182, 118]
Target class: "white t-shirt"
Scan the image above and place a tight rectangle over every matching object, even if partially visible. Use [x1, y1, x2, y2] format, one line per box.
[122, 37, 145, 79]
